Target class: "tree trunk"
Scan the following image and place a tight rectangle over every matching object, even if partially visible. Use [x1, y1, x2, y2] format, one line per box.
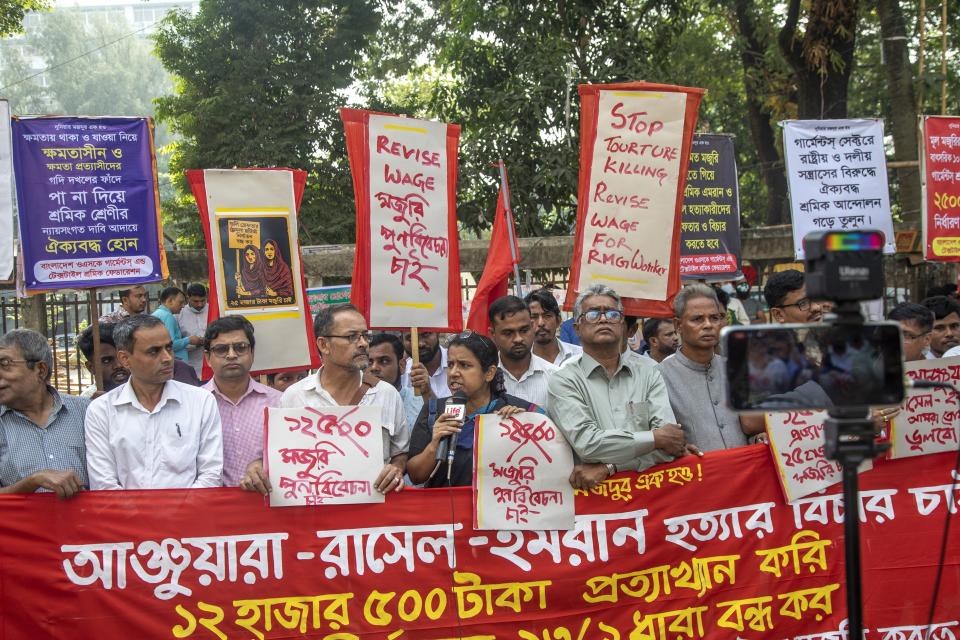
[731, 0, 790, 225]
[779, 0, 860, 119]
[877, 0, 922, 227]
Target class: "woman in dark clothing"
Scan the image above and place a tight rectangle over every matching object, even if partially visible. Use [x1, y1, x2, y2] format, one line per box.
[407, 332, 543, 488]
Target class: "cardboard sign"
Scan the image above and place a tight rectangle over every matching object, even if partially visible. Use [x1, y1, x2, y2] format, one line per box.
[474, 412, 574, 530]
[265, 405, 384, 507]
[921, 115, 960, 261]
[890, 356, 960, 458]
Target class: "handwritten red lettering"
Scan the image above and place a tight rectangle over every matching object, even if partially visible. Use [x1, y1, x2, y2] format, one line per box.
[592, 181, 650, 209]
[303, 406, 371, 457]
[375, 135, 441, 167]
[609, 102, 664, 136]
[383, 164, 435, 193]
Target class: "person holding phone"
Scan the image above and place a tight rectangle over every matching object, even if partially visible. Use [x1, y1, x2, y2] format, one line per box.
[406, 332, 542, 488]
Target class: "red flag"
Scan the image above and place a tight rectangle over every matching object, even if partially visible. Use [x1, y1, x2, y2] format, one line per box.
[466, 180, 519, 335]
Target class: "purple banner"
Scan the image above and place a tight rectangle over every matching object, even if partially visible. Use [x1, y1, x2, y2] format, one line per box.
[11, 117, 165, 290]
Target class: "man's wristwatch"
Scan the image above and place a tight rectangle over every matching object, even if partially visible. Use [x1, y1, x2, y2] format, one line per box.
[605, 463, 617, 478]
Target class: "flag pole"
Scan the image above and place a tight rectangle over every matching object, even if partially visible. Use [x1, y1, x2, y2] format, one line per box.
[497, 160, 523, 297]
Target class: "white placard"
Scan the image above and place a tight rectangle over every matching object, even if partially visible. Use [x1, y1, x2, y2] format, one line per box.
[474, 412, 574, 530]
[367, 114, 450, 327]
[782, 119, 896, 259]
[890, 356, 960, 458]
[766, 410, 872, 503]
[265, 406, 384, 507]
[0, 100, 13, 281]
[577, 89, 688, 300]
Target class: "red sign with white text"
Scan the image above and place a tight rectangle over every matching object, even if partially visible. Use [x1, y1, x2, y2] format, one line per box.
[341, 108, 462, 331]
[566, 82, 703, 316]
[1, 447, 958, 639]
[922, 116, 960, 261]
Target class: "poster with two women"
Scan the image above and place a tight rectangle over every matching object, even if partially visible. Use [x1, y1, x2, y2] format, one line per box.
[188, 168, 320, 376]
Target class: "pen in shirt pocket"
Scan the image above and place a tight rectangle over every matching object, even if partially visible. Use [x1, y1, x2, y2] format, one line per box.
[176, 423, 182, 438]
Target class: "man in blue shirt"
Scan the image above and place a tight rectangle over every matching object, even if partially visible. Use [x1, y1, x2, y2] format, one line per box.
[152, 287, 203, 361]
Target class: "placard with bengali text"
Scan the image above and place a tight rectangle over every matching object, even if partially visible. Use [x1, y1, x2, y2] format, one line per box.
[890, 355, 960, 458]
[11, 116, 167, 291]
[265, 405, 384, 507]
[921, 115, 960, 261]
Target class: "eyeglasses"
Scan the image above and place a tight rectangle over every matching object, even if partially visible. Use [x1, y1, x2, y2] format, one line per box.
[456, 330, 495, 349]
[207, 342, 252, 357]
[0, 357, 37, 371]
[322, 332, 373, 344]
[579, 309, 624, 323]
[778, 298, 814, 311]
[902, 331, 931, 342]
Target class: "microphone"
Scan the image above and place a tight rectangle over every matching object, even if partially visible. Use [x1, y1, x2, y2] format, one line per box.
[435, 391, 468, 468]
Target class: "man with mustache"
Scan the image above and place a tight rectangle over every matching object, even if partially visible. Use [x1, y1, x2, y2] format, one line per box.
[77, 323, 130, 398]
[489, 295, 557, 409]
[401, 329, 450, 400]
[243, 304, 409, 496]
[84, 314, 224, 489]
[525, 288, 582, 366]
[922, 295, 960, 359]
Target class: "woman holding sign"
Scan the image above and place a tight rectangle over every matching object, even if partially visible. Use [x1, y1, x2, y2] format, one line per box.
[407, 332, 543, 487]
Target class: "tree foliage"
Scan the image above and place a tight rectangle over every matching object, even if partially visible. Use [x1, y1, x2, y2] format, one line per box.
[0, 0, 47, 38]
[154, 0, 380, 246]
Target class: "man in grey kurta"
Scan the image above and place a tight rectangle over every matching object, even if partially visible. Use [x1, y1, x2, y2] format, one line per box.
[658, 285, 749, 451]
[547, 285, 689, 491]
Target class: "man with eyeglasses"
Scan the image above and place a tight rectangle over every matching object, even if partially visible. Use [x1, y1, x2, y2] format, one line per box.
[524, 288, 582, 366]
[888, 303, 934, 362]
[763, 269, 824, 325]
[547, 284, 689, 491]
[0, 329, 89, 497]
[84, 314, 223, 489]
[921, 296, 960, 359]
[243, 304, 408, 496]
[200, 316, 281, 488]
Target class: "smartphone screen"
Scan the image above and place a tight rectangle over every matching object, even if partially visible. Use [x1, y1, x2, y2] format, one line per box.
[723, 322, 905, 411]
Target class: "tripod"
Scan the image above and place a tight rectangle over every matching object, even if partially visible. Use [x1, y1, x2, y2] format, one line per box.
[823, 408, 889, 638]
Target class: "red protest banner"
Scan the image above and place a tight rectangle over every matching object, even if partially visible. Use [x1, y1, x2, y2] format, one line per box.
[341, 108, 462, 331]
[922, 116, 960, 261]
[187, 168, 320, 377]
[1, 446, 958, 639]
[565, 82, 704, 316]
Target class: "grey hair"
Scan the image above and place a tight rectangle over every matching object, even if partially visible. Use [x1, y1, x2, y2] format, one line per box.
[0, 329, 53, 380]
[573, 284, 624, 319]
[673, 284, 721, 318]
[113, 314, 165, 352]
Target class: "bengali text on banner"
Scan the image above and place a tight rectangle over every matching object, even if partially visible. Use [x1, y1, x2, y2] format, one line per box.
[921, 115, 960, 261]
[1, 446, 957, 639]
[341, 108, 462, 331]
[11, 116, 168, 291]
[565, 82, 704, 317]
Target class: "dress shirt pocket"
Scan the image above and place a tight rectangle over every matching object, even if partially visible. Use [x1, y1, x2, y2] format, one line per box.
[160, 424, 194, 475]
[626, 401, 651, 432]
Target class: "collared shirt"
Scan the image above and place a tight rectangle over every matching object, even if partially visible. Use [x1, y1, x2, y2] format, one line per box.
[401, 346, 451, 398]
[0, 388, 90, 490]
[657, 350, 748, 452]
[98, 307, 130, 324]
[548, 340, 583, 367]
[203, 378, 281, 486]
[84, 380, 224, 489]
[399, 386, 424, 434]
[178, 304, 209, 377]
[500, 353, 557, 409]
[281, 369, 410, 463]
[547, 352, 676, 472]
[152, 305, 192, 362]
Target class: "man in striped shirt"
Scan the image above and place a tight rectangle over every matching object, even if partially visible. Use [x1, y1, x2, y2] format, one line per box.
[0, 329, 89, 497]
[489, 295, 557, 409]
[201, 315, 281, 488]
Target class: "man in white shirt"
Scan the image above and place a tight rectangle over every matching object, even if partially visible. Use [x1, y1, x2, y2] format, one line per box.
[489, 295, 557, 409]
[401, 329, 450, 399]
[177, 283, 209, 378]
[243, 303, 409, 496]
[84, 314, 223, 489]
[525, 288, 582, 366]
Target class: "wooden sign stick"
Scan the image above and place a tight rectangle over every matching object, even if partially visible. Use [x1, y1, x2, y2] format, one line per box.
[410, 327, 421, 396]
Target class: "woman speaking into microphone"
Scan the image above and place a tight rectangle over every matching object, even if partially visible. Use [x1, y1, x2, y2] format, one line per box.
[406, 331, 543, 488]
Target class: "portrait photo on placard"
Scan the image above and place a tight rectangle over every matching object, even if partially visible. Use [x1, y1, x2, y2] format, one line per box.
[216, 213, 296, 310]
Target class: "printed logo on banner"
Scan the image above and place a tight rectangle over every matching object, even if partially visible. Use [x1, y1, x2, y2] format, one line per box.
[680, 134, 742, 278]
[766, 410, 872, 502]
[11, 117, 166, 290]
[265, 405, 384, 507]
[212, 210, 297, 310]
[921, 116, 960, 261]
[890, 356, 960, 458]
[474, 412, 574, 530]
[782, 119, 896, 260]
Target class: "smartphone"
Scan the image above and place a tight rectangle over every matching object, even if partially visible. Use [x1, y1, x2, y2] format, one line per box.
[723, 322, 905, 411]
